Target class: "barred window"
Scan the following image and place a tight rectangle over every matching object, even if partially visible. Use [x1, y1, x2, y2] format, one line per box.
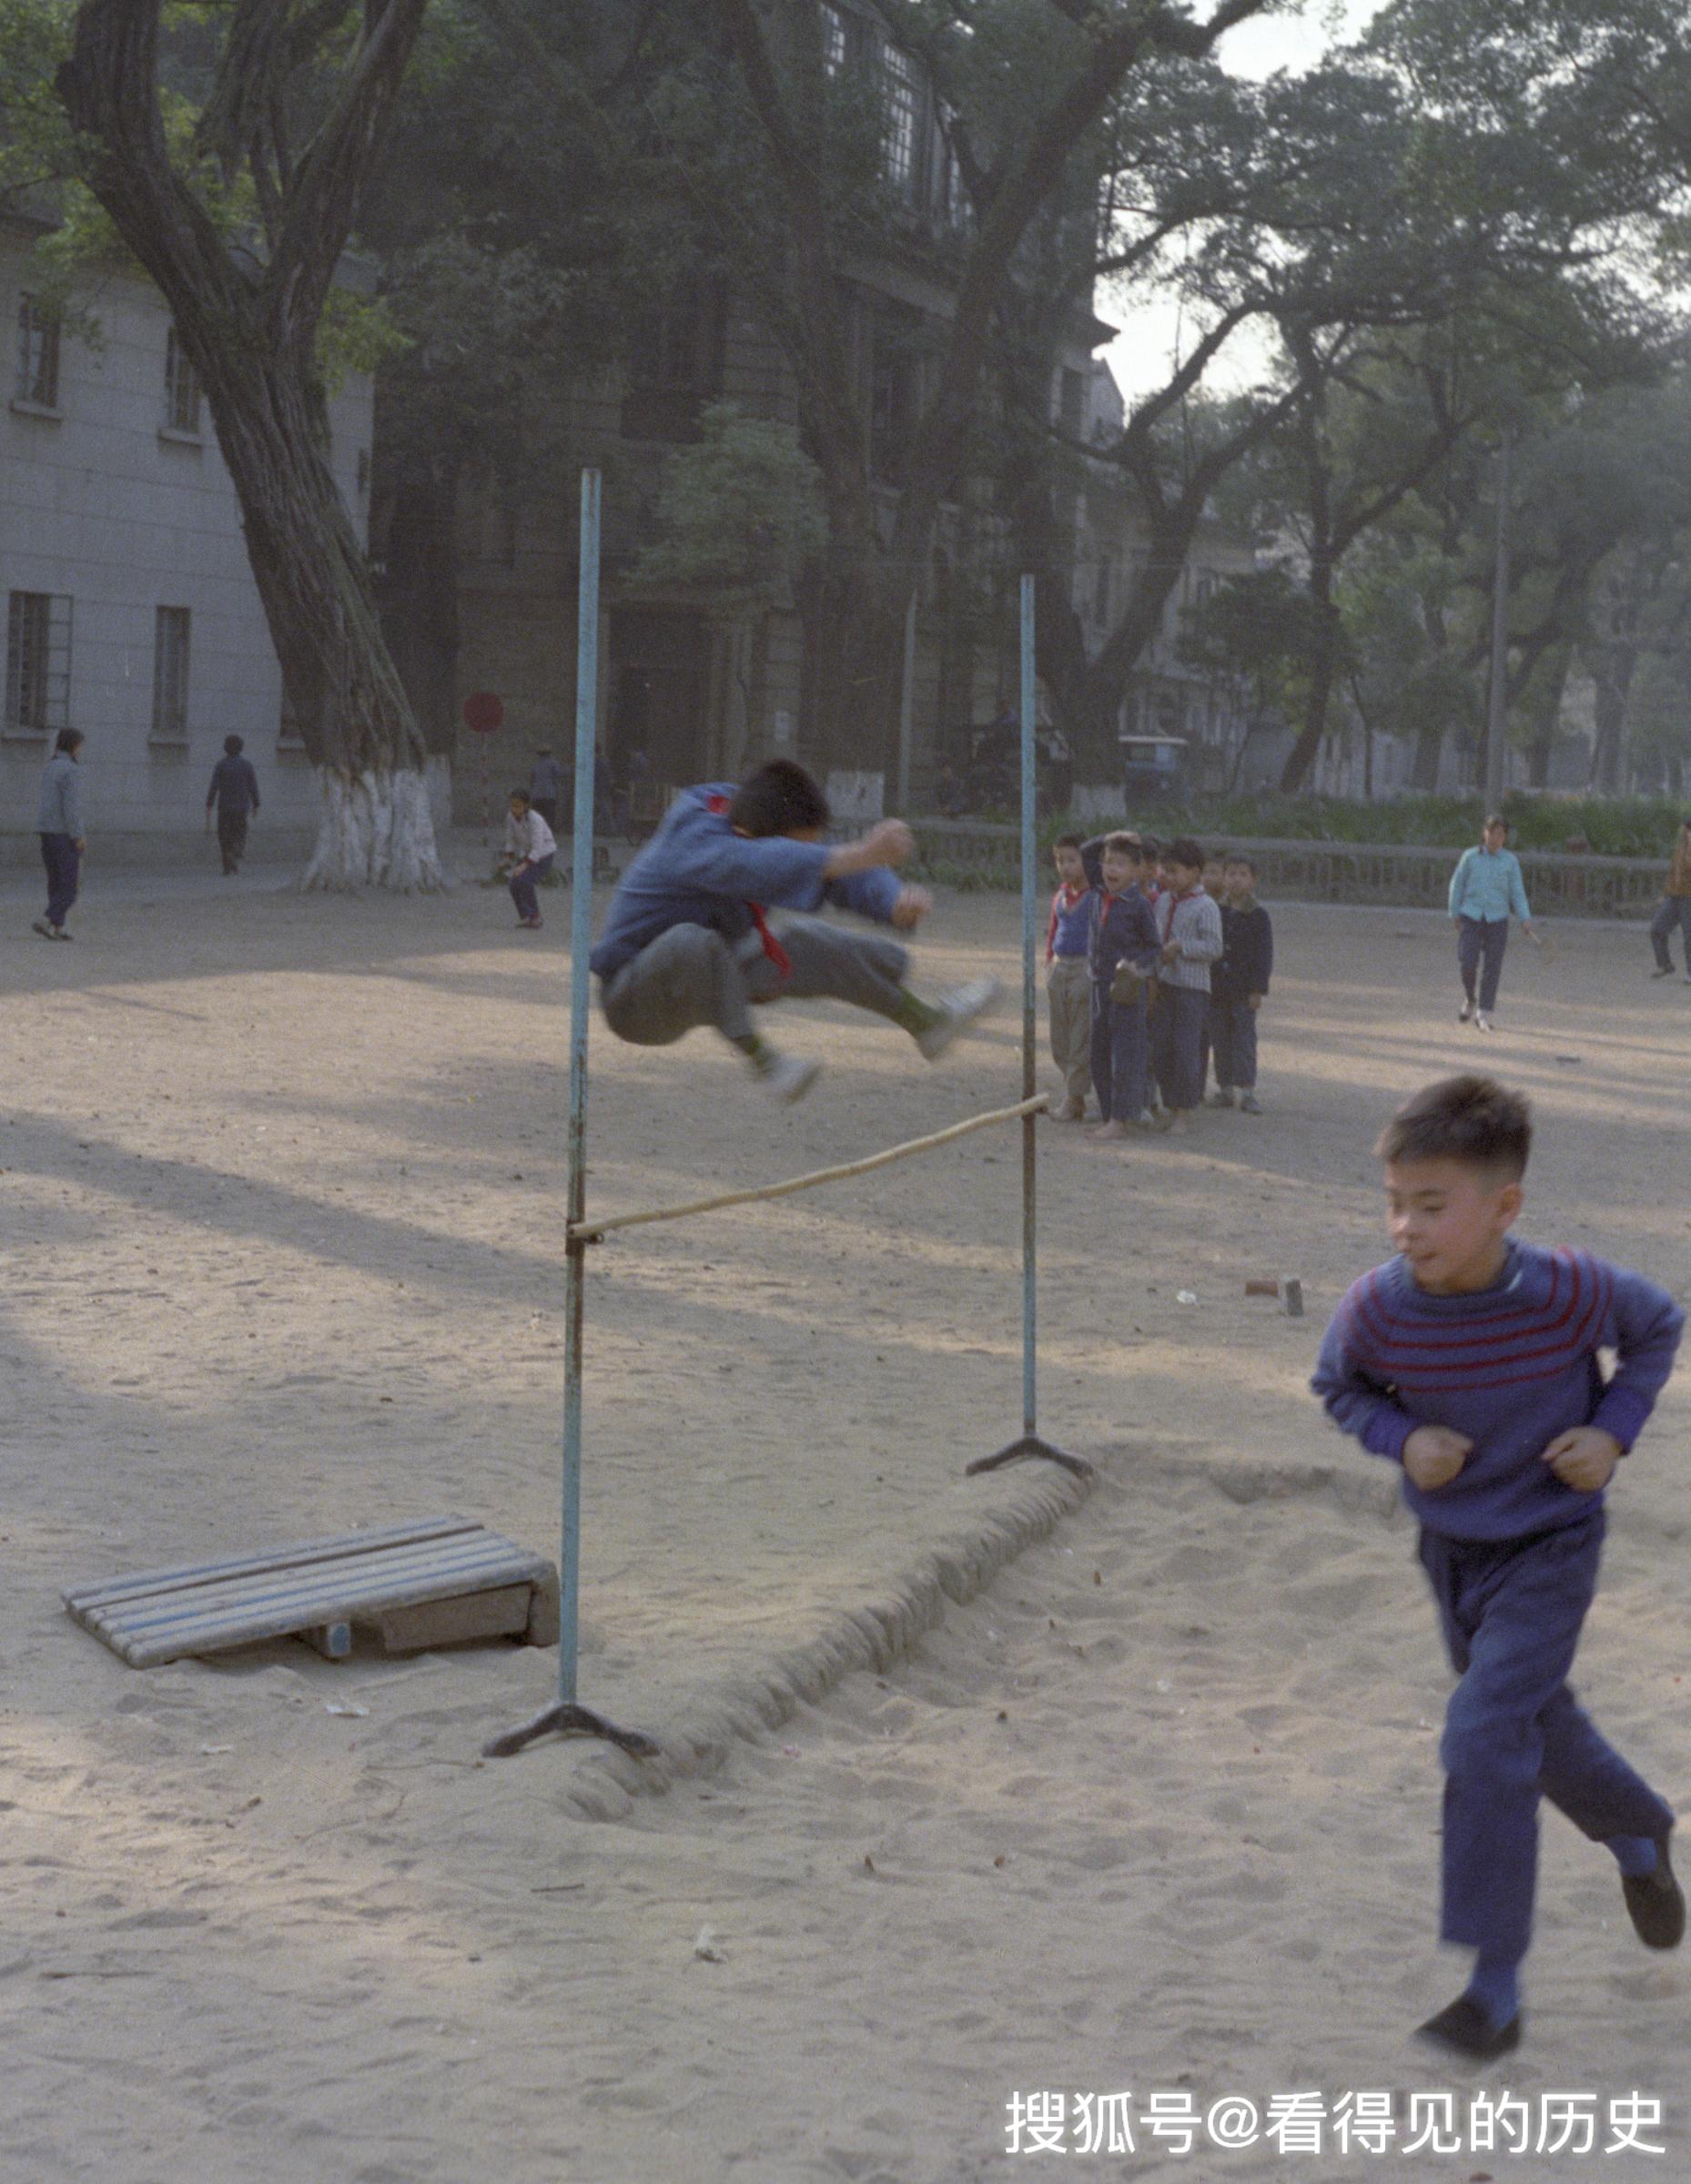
[151, 606, 191, 743]
[5, 592, 72, 737]
[164, 328, 201, 435]
[883, 46, 919, 197]
[15, 295, 60, 408]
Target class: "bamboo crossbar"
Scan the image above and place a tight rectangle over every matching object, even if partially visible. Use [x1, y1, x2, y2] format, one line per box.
[570, 1095, 1049, 1243]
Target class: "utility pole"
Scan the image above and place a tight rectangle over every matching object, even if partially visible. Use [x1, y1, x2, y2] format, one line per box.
[1484, 426, 1513, 807]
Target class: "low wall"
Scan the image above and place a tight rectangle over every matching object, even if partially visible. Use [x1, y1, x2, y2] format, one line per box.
[910, 822, 1667, 921]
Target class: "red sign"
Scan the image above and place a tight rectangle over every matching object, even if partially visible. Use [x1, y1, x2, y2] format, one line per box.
[462, 692, 504, 736]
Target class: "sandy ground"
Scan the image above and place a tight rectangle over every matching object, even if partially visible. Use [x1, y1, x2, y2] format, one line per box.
[2, 847, 1688, 2182]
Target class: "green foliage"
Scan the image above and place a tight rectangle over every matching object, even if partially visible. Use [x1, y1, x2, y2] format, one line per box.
[0, 0, 74, 203]
[632, 405, 826, 619]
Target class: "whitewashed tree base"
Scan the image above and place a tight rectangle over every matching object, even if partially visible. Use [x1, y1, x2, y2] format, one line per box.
[300, 768, 451, 893]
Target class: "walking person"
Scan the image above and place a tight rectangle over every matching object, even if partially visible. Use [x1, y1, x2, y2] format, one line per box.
[1449, 814, 1538, 1031]
[205, 734, 261, 874]
[1647, 814, 1691, 982]
[32, 728, 85, 941]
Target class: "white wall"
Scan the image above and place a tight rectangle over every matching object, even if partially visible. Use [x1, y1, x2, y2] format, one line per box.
[1, 230, 373, 845]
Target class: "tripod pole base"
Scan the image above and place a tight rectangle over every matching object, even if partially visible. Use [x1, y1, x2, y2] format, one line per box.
[482, 1700, 662, 1762]
[967, 1433, 1091, 1481]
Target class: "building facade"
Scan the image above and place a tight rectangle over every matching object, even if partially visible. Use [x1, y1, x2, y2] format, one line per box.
[2, 218, 373, 857]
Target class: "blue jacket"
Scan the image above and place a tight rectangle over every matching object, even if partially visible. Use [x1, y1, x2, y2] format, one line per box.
[1312, 1241, 1682, 1542]
[207, 754, 260, 815]
[35, 750, 82, 836]
[1213, 900, 1273, 1004]
[1078, 839, 1159, 991]
[590, 784, 903, 983]
[1449, 844, 1530, 925]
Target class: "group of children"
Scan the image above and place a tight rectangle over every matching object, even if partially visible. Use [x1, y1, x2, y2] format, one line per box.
[1046, 830, 1273, 1138]
[586, 757, 1680, 2064]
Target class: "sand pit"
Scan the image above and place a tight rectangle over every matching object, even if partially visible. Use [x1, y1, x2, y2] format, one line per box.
[2, 864, 1687, 2179]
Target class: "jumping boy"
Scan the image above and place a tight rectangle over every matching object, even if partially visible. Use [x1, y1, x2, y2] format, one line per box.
[1209, 853, 1272, 1114]
[1046, 833, 1093, 1119]
[1149, 836, 1221, 1133]
[590, 758, 996, 1102]
[1313, 1074, 1684, 2059]
[1078, 831, 1159, 1140]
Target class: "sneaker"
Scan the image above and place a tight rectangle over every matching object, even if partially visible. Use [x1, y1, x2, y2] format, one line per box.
[915, 976, 1000, 1061]
[31, 918, 55, 940]
[1458, 999, 1473, 1022]
[516, 915, 542, 929]
[1623, 1833, 1685, 1950]
[1652, 966, 1676, 978]
[758, 1051, 821, 1104]
[1239, 1092, 1262, 1114]
[1207, 1089, 1237, 1108]
[1475, 1011, 1494, 1032]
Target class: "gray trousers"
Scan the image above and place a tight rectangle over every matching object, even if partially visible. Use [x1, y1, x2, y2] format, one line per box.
[1046, 956, 1092, 1105]
[601, 916, 911, 1046]
[1650, 894, 1691, 970]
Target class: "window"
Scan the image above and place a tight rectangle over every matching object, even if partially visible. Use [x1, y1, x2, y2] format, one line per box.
[621, 281, 725, 441]
[15, 295, 60, 409]
[820, 2, 847, 72]
[5, 592, 72, 738]
[151, 606, 191, 743]
[163, 328, 201, 435]
[1058, 368, 1086, 438]
[869, 306, 923, 485]
[883, 46, 921, 198]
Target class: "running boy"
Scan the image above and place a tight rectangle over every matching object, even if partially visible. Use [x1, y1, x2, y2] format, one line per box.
[590, 759, 996, 1102]
[1313, 1075, 1684, 2059]
[1078, 832, 1160, 1140]
[1046, 833, 1093, 1119]
[1209, 854, 1272, 1114]
[1149, 836, 1221, 1132]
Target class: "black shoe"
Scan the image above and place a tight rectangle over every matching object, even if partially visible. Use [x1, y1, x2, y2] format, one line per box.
[1652, 966, 1675, 978]
[1624, 1835, 1685, 1950]
[1415, 1994, 1522, 2061]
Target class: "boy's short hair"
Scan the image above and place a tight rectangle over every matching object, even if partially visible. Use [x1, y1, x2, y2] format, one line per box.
[1167, 835, 1205, 871]
[1375, 1074, 1532, 1181]
[224, 733, 244, 755]
[509, 786, 531, 804]
[1138, 834, 1160, 860]
[1100, 831, 1142, 861]
[56, 728, 83, 755]
[729, 758, 830, 837]
[1483, 813, 1509, 834]
[1054, 831, 1083, 852]
[1225, 852, 1258, 876]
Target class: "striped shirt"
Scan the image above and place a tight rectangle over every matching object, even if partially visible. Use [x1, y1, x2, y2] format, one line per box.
[1155, 885, 1223, 994]
[1312, 1241, 1683, 1541]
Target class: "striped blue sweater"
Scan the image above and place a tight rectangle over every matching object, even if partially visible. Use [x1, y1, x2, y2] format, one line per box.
[1312, 1241, 1683, 1541]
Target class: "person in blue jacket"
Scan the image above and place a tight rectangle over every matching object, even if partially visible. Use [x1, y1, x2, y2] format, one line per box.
[1448, 814, 1539, 1030]
[590, 759, 996, 1103]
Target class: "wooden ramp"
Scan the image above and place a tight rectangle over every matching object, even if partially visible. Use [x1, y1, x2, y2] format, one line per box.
[63, 1515, 560, 1668]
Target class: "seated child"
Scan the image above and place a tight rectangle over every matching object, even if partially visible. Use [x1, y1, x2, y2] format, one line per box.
[1078, 831, 1160, 1141]
[1046, 833, 1093, 1119]
[499, 788, 557, 930]
[1209, 853, 1273, 1113]
[1313, 1075, 1684, 2059]
[589, 759, 997, 1102]
[1149, 836, 1221, 1133]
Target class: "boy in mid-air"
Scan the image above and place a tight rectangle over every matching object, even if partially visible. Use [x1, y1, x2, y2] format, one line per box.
[1045, 832, 1093, 1119]
[590, 759, 996, 1102]
[1313, 1075, 1683, 2059]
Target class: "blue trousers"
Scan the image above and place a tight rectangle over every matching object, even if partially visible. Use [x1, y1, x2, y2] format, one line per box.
[1089, 985, 1148, 1122]
[39, 833, 79, 926]
[1210, 997, 1258, 1091]
[1457, 915, 1509, 1011]
[1418, 1511, 1673, 1963]
[509, 852, 554, 920]
[1149, 985, 1208, 1111]
[1649, 895, 1691, 971]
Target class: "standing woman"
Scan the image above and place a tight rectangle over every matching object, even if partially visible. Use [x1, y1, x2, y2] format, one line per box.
[32, 728, 86, 942]
[1449, 814, 1537, 1031]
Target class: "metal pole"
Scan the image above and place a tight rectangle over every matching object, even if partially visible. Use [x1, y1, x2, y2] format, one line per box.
[968, 578, 1089, 1481]
[1018, 574, 1038, 1438]
[1485, 426, 1512, 807]
[558, 467, 601, 1706]
[897, 585, 917, 814]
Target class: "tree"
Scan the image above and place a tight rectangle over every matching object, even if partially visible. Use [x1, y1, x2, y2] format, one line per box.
[56, 0, 443, 888]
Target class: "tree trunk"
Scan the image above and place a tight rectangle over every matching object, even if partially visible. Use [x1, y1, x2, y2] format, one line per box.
[59, 0, 443, 889]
